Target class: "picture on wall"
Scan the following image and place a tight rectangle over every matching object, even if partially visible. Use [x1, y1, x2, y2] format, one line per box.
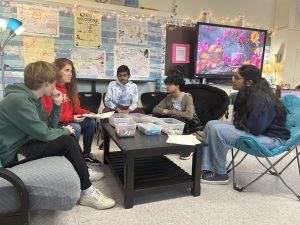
[114, 46, 150, 77]
[74, 11, 102, 48]
[71, 48, 106, 77]
[23, 37, 55, 66]
[17, 5, 59, 37]
[117, 18, 148, 45]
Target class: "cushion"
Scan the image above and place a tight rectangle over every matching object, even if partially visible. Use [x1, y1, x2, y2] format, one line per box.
[0, 156, 80, 214]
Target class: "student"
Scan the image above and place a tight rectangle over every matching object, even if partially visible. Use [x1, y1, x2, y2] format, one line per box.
[42, 58, 101, 165]
[0, 61, 115, 209]
[201, 64, 290, 184]
[153, 74, 201, 160]
[103, 65, 144, 114]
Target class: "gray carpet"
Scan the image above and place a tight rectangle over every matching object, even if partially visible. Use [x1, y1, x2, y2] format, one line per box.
[30, 140, 300, 225]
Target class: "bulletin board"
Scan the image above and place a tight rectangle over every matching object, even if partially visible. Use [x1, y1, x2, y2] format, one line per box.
[164, 24, 197, 78]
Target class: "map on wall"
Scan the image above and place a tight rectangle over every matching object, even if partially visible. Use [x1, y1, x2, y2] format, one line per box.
[117, 18, 148, 45]
[17, 5, 59, 37]
[71, 49, 106, 77]
[23, 37, 55, 66]
[114, 46, 150, 77]
[74, 11, 102, 48]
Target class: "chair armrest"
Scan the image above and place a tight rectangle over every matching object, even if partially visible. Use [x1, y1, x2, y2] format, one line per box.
[0, 168, 29, 225]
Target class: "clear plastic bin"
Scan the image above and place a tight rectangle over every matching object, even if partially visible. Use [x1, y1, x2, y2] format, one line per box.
[109, 113, 129, 127]
[154, 118, 185, 135]
[127, 113, 154, 123]
[114, 118, 137, 137]
[137, 123, 162, 135]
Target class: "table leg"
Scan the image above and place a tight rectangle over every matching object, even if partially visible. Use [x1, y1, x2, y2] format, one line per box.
[191, 145, 202, 196]
[102, 126, 110, 164]
[124, 154, 134, 209]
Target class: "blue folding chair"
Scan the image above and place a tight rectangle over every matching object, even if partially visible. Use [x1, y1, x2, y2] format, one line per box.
[228, 94, 300, 199]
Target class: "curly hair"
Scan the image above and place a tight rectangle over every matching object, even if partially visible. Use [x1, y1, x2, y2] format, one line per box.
[54, 58, 78, 111]
[164, 74, 186, 91]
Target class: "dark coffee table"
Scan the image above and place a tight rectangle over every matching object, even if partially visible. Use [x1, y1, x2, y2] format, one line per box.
[101, 123, 206, 208]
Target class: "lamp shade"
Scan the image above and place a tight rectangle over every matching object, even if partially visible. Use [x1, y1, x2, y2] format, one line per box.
[7, 18, 23, 31]
[0, 18, 7, 31]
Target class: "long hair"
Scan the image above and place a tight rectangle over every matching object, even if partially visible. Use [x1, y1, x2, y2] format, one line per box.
[54, 58, 78, 111]
[234, 66, 287, 130]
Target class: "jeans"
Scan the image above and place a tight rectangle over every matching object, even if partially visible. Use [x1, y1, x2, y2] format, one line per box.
[66, 118, 96, 157]
[202, 120, 285, 174]
[8, 135, 92, 190]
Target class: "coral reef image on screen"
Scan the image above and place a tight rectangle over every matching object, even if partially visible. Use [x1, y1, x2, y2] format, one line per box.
[196, 23, 266, 76]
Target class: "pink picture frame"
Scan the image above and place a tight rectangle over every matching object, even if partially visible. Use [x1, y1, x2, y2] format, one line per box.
[172, 43, 190, 63]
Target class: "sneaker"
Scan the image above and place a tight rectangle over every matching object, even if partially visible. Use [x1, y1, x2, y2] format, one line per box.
[78, 188, 115, 209]
[88, 168, 104, 182]
[201, 172, 229, 185]
[85, 153, 102, 166]
[179, 152, 192, 160]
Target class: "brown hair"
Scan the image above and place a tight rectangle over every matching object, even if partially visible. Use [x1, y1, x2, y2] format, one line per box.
[24, 61, 59, 90]
[54, 58, 78, 110]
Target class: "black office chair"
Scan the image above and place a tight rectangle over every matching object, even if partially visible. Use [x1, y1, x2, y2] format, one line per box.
[184, 84, 229, 127]
[78, 92, 102, 113]
[141, 92, 167, 114]
[78, 92, 102, 143]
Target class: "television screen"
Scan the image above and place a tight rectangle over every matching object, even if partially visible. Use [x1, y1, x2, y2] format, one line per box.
[195, 22, 267, 78]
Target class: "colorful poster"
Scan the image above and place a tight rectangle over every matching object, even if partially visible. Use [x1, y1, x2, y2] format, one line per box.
[23, 37, 55, 66]
[17, 5, 59, 37]
[74, 11, 102, 48]
[114, 46, 149, 77]
[71, 49, 106, 77]
[117, 18, 148, 45]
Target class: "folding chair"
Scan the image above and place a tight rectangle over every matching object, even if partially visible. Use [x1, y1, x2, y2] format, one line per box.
[228, 94, 300, 200]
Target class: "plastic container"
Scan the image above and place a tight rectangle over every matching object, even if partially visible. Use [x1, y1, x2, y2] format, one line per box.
[137, 123, 162, 135]
[154, 118, 185, 135]
[109, 113, 129, 127]
[114, 118, 137, 137]
[127, 113, 154, 123]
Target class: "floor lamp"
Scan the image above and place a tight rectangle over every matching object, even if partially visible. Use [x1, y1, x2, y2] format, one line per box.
[0, 18, 25, 96]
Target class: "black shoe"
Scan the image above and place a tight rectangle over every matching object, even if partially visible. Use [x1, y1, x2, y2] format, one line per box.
[179, 152, 192, 160]
[84, 153, 102, 166]
[201, 171, 229, 185]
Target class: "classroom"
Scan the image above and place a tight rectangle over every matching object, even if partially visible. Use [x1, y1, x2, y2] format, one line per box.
[0, 0, 300, 224]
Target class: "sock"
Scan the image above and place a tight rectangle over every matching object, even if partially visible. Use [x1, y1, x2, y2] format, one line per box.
[82, 186, 94, 195]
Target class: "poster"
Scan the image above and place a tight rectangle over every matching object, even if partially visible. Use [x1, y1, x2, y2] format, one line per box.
[114, 46, 149, 77]
[71, 49, 106, 77]
[23, 37, 55, 66]
[17, 5, 59, 37]
[296, 0, 300, 29]
[74, 11, 102, 48]
[117, 18, 148, 45]
[172, 43, 190, 63]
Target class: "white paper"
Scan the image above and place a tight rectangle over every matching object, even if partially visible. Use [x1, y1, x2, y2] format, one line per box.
[175, 46, 187, 61]
[83, 111, 114, 119]
[166, 134, 201, 146]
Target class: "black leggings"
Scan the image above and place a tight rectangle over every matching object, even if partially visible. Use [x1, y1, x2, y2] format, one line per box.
[7, 135, 92, 190]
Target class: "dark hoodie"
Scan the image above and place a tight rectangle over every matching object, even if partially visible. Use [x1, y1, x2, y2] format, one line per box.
[0, 83, 69, 167]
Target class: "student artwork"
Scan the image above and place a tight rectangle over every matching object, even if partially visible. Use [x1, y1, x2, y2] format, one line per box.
[117, 18, 148, 45]
[23, 37, 55, 66]
[295, 0, 300, 29]
[74, 11, 102, 48]
[114, 46, 150, 77]
[17, 5, 59, 37]
[71, 48, 106, 77]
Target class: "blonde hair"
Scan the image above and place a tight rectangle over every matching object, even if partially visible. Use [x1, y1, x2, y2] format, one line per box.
[24, 61, 59, 90]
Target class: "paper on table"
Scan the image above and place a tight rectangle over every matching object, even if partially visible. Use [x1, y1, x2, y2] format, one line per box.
[83, 111, 115, 119]
[166, 134, 201, 146]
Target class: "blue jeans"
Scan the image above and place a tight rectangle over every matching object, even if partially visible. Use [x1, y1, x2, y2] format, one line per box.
[62, 118, 96, 157]
[202, 120, 285, 174]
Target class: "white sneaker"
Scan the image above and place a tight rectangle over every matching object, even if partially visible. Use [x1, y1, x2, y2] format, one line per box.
[78, 188, 116, 209]
[88, 168, 104, 182]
